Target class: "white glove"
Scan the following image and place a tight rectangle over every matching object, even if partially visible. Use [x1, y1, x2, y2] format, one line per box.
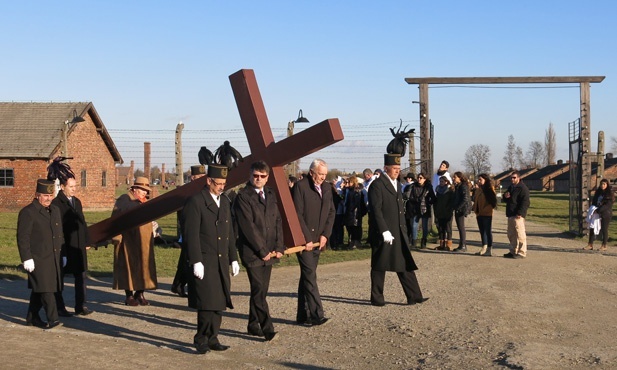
[231, 261, 240, 277]
[62, 257, 67, 267]
[382, 231, 394, 245]
[193, 262, 204, 280]
[23, 259, 35, 273]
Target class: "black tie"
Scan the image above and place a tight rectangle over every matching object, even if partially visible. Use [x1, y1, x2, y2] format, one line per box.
[259, 190, 265, 204]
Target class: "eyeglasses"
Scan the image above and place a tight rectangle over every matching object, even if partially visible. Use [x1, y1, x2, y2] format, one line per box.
[511, 176, 518, 179]
[211, 180, 226, 187]
[418, 176, 424, 179]
[253, 174, 268, 179]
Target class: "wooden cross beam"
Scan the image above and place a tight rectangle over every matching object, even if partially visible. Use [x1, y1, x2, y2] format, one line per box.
[88, 69, 344, 249]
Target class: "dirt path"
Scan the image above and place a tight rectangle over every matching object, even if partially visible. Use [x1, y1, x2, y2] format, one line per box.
[1, 210, 616, 369]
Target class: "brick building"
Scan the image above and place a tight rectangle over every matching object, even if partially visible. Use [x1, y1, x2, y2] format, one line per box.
[0, 102, 123, 211]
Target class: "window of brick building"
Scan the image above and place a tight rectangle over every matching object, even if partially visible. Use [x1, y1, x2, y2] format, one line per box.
[0, 168, 14, 187]
[81, 170, 87, 187]
[102, 170, 107, 187]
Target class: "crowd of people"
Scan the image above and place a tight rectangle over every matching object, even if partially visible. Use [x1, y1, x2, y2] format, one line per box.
[16, 153, 613, 355]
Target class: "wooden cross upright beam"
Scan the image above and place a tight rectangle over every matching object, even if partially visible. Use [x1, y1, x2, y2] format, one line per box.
[88, 69, 343, 249]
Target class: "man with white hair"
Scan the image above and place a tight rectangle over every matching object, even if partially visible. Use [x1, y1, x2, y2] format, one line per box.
[292, 159, 335, 326]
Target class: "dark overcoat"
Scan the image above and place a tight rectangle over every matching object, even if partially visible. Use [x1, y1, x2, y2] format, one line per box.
[184, 189, 238, 311]
[112, 193, 157, 291]
[51, 191, 90, 274]
[234, 183, 285, 268]
[17, 199, 64, 292]
[292, 176, 335, 244]
[368, 175, 418, 272]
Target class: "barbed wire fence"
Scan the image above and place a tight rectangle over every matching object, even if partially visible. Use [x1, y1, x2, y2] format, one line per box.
[109, 119, 422, 176]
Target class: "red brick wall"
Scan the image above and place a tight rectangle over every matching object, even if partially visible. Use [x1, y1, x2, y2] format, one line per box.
[0, 113, 119, 211]
[0, 159, 48, 210]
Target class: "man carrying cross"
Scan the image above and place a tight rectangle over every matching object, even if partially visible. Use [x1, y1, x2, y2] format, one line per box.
[292, 158, 335, 326]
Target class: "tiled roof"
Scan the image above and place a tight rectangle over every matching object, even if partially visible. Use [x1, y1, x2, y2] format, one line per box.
[0, 102, 122, 162]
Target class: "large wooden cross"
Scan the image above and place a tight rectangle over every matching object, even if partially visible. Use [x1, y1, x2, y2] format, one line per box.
[88, 69, 344, 250]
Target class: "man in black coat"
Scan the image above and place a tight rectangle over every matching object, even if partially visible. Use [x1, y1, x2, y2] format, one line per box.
[17, 179, 65, 329]
[171, 165, 206, 298]
[184, 164, 240, 354]
[502, 170, 531, 259]
[368, 154, 428, 306]
[52, 177, 93, 316]
[234, 160, 284, 341]
[292, 158, 335, 326]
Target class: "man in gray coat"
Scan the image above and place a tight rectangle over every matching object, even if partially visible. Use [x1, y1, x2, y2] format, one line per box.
[17, 179, 65, 328]
[184, 164, 240, 354]
[368, 154, 428, 306]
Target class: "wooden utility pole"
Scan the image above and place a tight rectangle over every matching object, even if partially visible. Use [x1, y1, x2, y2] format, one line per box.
[418, 85, 431, 178]
[408, 130, 416, 175]
[175, 122, 184, 186]
[597, 131, 605, 185]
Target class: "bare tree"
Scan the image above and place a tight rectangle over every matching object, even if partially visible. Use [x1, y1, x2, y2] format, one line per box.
[545, 122, 556, 165]
[526, 141, 545, 168]
[463, 144, 491, 180]
[502, 135, 523, 170]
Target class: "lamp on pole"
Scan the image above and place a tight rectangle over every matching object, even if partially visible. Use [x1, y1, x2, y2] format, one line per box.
[286, 109, 309, 177]
[62, 109, 85, 159]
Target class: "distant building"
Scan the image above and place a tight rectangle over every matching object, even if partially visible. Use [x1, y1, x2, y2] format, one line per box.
[553, 155, 617, 193]
[523, 161, 569, 191]
[0, 102, 123, 211]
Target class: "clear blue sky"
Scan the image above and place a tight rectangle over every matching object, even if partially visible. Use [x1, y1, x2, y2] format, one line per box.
[2, 1, 615, 174]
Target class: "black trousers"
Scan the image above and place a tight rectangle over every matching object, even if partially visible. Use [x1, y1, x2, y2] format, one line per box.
[296, 249, 324, 322]
[172, 245, 189, 288]
[370, 269, 423, 305]
[454, 213, 467, 247]
[28, 291, 58, 322]
[55, 271, 87, 311]
[246, 264, 275, 334]
[195, 310, 222, 346]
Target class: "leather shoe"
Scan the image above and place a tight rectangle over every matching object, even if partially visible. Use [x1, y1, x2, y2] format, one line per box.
[371, 301, 386, 307]
[264, 332, 278, 342]
[407, 297, 429, 305]
[75, 307, 94, 316]
[296, 319, 311, 326]
[47, 320, 62, 329]
[26, 316, 47, 328]
[503, 252, 515, 258]
[195, 342, 210, 355]
[312, 317, 329, 326]
[247, 326, 264, 337]
[171, 284, 188, 298]
[125, 296, 139, 306]
[209, 343, 230, 351]
[134, 293, 150, 306]
[58, 308, 73, 317]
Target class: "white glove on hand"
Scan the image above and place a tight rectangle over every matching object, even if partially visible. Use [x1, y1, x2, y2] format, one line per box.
[23, 259, 35, 273]
[382, 231, 394, 245]
[193, 262, 204, 280]
[231, 261, 240, 276]
[62, 257, 67, 267]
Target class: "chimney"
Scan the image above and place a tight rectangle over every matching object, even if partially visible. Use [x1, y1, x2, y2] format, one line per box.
[144, 142, 151, 181]
[607, 153, 614, 159]
[161, 163, 166, 185]
[557, 159, 563, 165]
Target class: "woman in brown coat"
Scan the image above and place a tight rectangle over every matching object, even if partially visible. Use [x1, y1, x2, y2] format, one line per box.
[473, 174, 497, 256]
[112, 177, 157, 306]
